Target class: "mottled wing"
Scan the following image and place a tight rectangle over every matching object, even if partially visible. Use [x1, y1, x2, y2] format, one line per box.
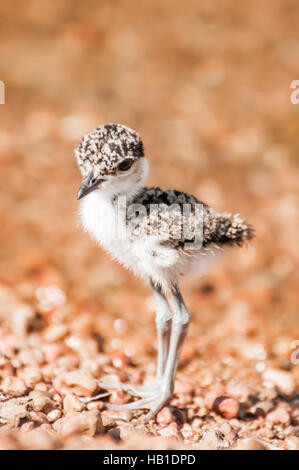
[128, 187, 253, 250]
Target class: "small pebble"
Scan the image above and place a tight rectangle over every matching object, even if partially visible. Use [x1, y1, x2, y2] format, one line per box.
[262, 369, 295, 395]
[30, 411, 49, 425]
[0, 377, 28, 397]
[156, 406, 175, 426]
[43, 324, 68, 342]
[47, 409, 62, 423]
[191, 417, 204, 431]
[108, 390, 129, 405]
[266, 406, 291, 425]
[53, 410, 103, 437]
[217, 397, 240, 419]
[205, 387, 225, 410]
[285, 436, 299, 450]
[54, 369, 98, 397]
[111, 353, 131, 369]
[86, 400, 104, 411]
[236, 438, 267, 450]
[251, 400, 273, 415]
[41, 343, 62, 363]
[158, 422, 180, 439]
[101, 412, 117, 429]
[198, 429, 228, 450]
[181, 423, 196, 441]
[113, 410, 133, 422]
[29, 390, 55, 412]
[205, 388, 239, 419]
[63, 394, 85, 413]
[34, 382, 49, 392]
[116, 423, 150, 440]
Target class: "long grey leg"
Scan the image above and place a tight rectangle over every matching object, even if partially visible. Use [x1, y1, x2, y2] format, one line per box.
[139, 286, 190, 418]
[160, 286, 190, 395]
[152, 283, 172, 382]
[86, 283, 172, 404]
[102, 286, 191, 419]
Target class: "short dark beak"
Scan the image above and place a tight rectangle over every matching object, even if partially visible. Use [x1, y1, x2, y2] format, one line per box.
[77, 173, 105, 200]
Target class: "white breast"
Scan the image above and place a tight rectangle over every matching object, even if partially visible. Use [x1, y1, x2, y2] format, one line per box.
[80, 191, 129, 257]
[79, 192, 179, 286]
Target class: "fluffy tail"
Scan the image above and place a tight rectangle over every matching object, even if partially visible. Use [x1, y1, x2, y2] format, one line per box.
[203, 209, 254, 248]
[223, 213, 254, 246]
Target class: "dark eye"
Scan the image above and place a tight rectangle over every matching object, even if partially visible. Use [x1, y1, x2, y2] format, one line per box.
[118, 159, 134, 172]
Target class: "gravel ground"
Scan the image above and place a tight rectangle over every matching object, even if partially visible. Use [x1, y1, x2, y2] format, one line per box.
[0, 0, 298, 450]
[0, 279, 298, 450]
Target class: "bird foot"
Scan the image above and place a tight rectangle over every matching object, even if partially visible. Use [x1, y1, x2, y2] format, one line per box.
[80, 380, 171, 421]
[104, 390, 171, 421]
[79, 380, 171, 420]
[78, 381, 157, 404]
[96, 380, 158, 398]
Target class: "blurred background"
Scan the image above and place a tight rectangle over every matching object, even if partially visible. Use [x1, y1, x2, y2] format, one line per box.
[0, 0, 298, 449]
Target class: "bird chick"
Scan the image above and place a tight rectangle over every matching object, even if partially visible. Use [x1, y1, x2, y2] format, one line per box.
[75, 123, 253, 420]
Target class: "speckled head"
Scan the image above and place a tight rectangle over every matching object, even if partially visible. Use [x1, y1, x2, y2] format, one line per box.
[75, 123, 144, 178]
[75, 124, 147, 200]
